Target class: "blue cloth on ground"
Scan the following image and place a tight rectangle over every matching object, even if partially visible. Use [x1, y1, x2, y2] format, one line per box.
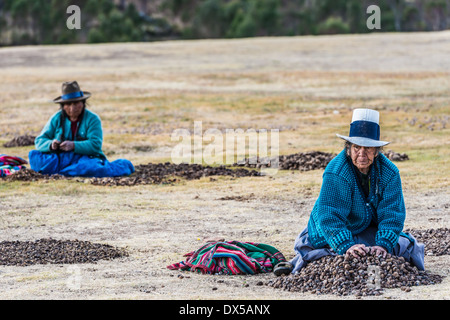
[29, 150, 134, 178]
[290, 226, 425, 274]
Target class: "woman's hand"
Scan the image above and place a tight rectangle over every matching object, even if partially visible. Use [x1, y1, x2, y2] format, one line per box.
[345, 244, 369, 259]
[59, 141, 75, 151]
[369, 246, 387, 258]
[51, 139, 60, 150]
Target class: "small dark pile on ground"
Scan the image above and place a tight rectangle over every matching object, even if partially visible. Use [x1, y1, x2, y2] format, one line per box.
[1, 163, 259, 186]
[217, 193, 256, 201]
[406, 228, 449, 256]
[234, 150, 409, 171]
[1, 168, 65, 182]
[0, 238, 128, 266]
[90, 162, 260, 186]
[382, 150, 409, 161]
[267, 252, 443, 296]
[234, 151, 336, 171]
[278, 151, 336, 170]
[3, 135, 36, 147]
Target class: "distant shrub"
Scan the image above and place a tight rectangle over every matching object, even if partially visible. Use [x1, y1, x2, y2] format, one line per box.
[231, 12, 257, 38]
[87, 28, 107, 43]
[317, 16, 350, 34]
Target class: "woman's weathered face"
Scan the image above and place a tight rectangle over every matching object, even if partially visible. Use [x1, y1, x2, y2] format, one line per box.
[63, 101, 84, 120]
[350, 144, 377, 174]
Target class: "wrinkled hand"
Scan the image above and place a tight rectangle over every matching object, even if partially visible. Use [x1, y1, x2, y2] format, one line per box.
[369, 246, 387, 258]
[51, 139, 61, 150]
[59, 141, 75, 151]
[345, 244, 369, 259]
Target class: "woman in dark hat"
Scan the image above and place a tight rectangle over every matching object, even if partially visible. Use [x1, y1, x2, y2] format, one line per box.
[275, 109, 425, 276]
[29, 81, 134, 177]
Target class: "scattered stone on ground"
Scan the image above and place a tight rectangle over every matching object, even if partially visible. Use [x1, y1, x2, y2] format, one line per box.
[3, 135, 36, 147]
[401, 115, 449, 131]
[382, 149, 409, 161]
[267, 251, 443, 296]
[0, 238, 128, 266]
[217, 193, 256, 201]
[406, 228, 449, 256]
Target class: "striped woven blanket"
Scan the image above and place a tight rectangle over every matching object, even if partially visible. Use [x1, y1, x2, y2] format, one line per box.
[167, 241, 286, 275]
[0, 154, 28, 177]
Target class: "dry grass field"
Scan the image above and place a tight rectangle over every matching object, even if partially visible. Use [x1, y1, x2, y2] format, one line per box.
[0, 31, 449, 300]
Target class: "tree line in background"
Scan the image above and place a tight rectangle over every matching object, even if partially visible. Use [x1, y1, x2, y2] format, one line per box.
[0, 0, 448, 46]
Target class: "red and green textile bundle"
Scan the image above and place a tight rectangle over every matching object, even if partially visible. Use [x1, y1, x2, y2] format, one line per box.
[167, 241, 286, 275]
[0, 154, 27, 177]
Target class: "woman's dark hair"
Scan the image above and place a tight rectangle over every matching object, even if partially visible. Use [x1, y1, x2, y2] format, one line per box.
[59, 100, 88, 110]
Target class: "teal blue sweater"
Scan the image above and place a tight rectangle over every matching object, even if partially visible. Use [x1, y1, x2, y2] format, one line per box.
[35, 109, 106, 159]
[307, 149, 406, 254]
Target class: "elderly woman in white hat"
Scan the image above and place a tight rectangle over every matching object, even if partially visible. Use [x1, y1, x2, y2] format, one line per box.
[275, 109, 425, 275]
[29, 81, 134, 177]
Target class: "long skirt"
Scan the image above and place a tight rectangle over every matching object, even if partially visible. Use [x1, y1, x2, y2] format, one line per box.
[29, 150, 134, 178]
[290, 227, 425, 273]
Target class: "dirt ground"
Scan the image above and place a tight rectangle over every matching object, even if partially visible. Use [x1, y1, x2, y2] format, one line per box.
[0, 31, 449, 300]
[0, 179, 448, 300]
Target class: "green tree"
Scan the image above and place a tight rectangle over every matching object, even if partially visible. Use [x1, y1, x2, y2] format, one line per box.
[386, 0, 405, 31]
[317, 16, 350, 34]
[346, 0, 367, 33]
[228, 8, 256, 38]
[194, 0, 225, 38]
[87, 6, 144, 43]
[253, 0, 280, 36]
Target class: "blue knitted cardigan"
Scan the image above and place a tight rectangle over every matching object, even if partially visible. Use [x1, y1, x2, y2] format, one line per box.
[307, 149, 406, 255]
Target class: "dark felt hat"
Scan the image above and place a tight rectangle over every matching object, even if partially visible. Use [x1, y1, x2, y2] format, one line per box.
[53, 81, 91, 104]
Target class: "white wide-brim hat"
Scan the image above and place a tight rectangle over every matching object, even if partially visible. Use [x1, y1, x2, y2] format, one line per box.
[336, 108, 390, 147]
